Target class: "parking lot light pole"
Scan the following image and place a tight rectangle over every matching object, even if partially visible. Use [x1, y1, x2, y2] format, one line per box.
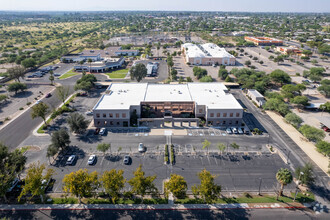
[258, 178, 262, 196]
[286, 150, 291, 164]
[293, 172, 304, 202]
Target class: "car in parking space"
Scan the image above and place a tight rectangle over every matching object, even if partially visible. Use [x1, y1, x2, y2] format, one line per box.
[66, 155, 76, 165]
[87, 155, 97, 165]
[36, 100, 42, 104]
[45, 93, 52, 98]
[138, 143, 145, 152]
[85, 111, 93, 116]
[54, 73, 61, 77]
[94, 128, 100, 135]
[123, 155, 131, 165]
[226, 128, 232, 134]
[231, 127, 238, 134]
[99, 128, 107, 136]
[238, 128, 244, 134]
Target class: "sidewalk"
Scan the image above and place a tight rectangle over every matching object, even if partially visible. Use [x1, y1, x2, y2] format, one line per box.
[149, 128, 187, 136]
[266, 111, 329, 176]
[0, 202, 309, 211]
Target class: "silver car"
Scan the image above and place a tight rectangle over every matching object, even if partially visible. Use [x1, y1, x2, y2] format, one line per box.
[87, 155, 96, 165]
[138, 143, 145, 152]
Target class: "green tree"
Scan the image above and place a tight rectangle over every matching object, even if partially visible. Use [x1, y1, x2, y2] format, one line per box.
[0, 94, 8, 102]
[130, 63, 147, 82]
[31, 102, 49, 125]
[56, 86, 70, 104]
[230, 142, 240, 151]
[193, 67, 207, 79]
[7, 66, 26, 82]
[315, 141, 330, 157]
[295, 163, 315, 186]
[199, 75, 213, 82]
[165, 174, 187, 199]
[318, 79, 330, 97]
[218, 68, 229, 80]
[46, 145, 58, 164]
[244, 60, 251, 66]
[7, 82, 27, 95]
[49, 70, 55, 85]
[276, 168, 293, 196]
[270, 69, 291, 86]
[101, 169, 126, 203]
[128, 165, 157, 202]
[171, 69, 178, 81]
[299, 125, 325, 142]
[62, 169, 100, 203]
[18, 162, 54, 203]
[186, 77, 193, 82]
[0, 144, 26, 202]
[191, 169, 221, 203]
[202, 139, 211, 154]
[66, 112, 89, 134]
[292, 96, 309, 108]
[285, 113, 303, 127]
[74, 80, 93, 92]
[97, 143, 111, 156]
[217, 142, 226, 155]
[21, 58, 36, 68]
[319, 102, 330, 113]
[50, 128, 71, 152]
[274, 56, 284, 65]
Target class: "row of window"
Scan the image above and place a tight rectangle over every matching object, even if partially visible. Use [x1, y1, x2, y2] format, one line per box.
[96, 113, 127, 118]
[209, 112, 240, 118]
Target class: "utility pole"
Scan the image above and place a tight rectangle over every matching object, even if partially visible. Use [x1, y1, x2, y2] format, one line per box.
[286, 150, 291, 164]
[258, 178, 262, 196]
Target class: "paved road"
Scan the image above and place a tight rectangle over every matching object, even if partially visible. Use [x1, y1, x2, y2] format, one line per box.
[0, 207, 327, 220]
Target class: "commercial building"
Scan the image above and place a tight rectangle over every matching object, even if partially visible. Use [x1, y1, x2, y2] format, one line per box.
[276, 46, 302, 56]
[247, 89, 265, 107]
[244, 36, 283, 46]
[181, 43, 236, 66]
[93, 83, 243, 128]
[61, 47, 139, 63]
[74, 57, 125, 73]
[146, 62, 159, 76]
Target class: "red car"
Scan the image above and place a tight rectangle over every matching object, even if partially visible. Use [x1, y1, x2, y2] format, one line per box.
[323, 126, 330, 132]
[94, 128, 100, 135]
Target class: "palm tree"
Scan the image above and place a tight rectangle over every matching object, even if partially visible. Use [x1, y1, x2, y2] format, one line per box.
[276, 168, 293, 196]
[217, 143, 226, 155]
[87, 58, 93, 73]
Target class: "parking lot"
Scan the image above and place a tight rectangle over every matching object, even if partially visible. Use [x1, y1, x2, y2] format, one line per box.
[134, 59, 168, 82]
[49, 151, 294, 194]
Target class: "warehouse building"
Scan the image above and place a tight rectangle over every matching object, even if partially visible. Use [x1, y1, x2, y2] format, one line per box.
[93, 83, 243, 128]
[181, 43, 236, 66]
[247, 89, 265, 107]
[244, 36, 283, 46]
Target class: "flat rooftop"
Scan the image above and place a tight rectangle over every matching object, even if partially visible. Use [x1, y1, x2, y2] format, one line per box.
[93, 83, 243, 111]
[248, 89, 264, 98]
[182, 43, 234, 59]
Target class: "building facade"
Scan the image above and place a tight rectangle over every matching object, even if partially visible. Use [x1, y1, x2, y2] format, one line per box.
[244, 36, 283, 46]
[181, 43, 236, 66]
[247, 89, 265, 107]
[93, 83, 243, 128]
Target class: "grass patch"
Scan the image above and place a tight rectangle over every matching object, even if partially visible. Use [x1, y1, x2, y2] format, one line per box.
[47, 197, 78, 204]
[106, 69, 128, 79]
[59, 69, 80, 79]
[87, 198, 168, 204]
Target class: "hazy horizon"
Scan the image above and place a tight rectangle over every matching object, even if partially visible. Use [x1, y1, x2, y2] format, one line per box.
[1, 0, 329, 13]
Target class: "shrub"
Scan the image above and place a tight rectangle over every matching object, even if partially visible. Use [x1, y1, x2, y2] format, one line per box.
[19, 107, 24, 110]
[26, 102, 31, 105]
[299, 125, 325, 142]
[164, 144, 169, 163]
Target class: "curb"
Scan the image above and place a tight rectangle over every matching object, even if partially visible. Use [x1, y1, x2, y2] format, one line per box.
[0, 203, 310, 211]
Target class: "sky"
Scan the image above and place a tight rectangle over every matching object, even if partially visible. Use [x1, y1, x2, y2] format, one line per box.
[0, 0, 329, 13]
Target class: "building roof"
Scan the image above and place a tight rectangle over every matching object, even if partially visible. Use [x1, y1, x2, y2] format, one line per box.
[181, 43, 234, 59]
[317, 117, 330, 128]
[93, 83, 243, 111]
[248, 89, 264, 98]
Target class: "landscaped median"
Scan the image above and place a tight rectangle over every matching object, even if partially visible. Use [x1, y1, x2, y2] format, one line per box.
[36, 93, 77, 134]
[105, 69, 128, 79]
[58, 69, 80, 79]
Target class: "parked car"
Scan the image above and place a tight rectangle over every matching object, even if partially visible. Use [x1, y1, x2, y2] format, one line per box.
[226, 128, 232, 134]
[123, 155, 131, 165]
[66, 155, 76, 165]
[27, 75, 35, 78]
[87, 155, 97, 165]
[323, 126, 330, 132]
[231, 127, 238, 134]
[54, 73, 61, 77]
[99, 128, 107, 136]
[45, 93, 52, 98]
[94, 128, 100, 135]
[79, 92, 88, 96]
[6, 178, 19, 192]
[36, 100, 42, 104]
[238, 128, 244, 134]
[85, 111, 93, 116]
[138, 143, 145, 152]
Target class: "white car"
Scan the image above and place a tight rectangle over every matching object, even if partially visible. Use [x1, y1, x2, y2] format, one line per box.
[231, 127, 238, 134]
[99, 128, 107, 136]
[238, 128, 244, 134]
[138, 143, 145, 152]
[66, 155, 76, 165]
[226, 128, 232, 134]
[88, 155, 96, 165]
[36, 100, 42, 104]
[85, 111, 93, 116]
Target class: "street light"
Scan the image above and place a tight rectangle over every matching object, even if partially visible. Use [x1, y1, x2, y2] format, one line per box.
[293, 172, 304, 202]
[258, 178, 262, 196]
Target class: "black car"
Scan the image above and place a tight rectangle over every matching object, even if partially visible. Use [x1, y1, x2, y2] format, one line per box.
[123, 155, 131, 165]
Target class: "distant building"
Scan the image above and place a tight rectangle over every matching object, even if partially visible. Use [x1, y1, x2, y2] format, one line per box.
[232, 31, 253, 36]
[247, 89, 265, 107]
[244, 36, 283, 46]
[276, 46, 302, 56]
[92, 83, 243, 127]
[181, 43, 236, 66]
[74, 57, 125, 73]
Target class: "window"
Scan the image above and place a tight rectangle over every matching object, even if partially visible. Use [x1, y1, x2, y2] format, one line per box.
[217, 113, 220, 117]
[230, 113, 233, 117]
[117, 122, 120, 125]
[223, 113, 227, 117]
[236, 113, 240, 117]
[199, 109, 202, 113]
[96, 113, 100, 118]
[103, 114, 106, 118]
[223, 121, 226, 125]
[210, 113, 214, 117]
[122, 113, 126, 118]
[236, 120, 239, 124]
[110, 121, 113, 125]
[109, 113, 113, 118]
[116, 113, 119, 118]
[97, 121, 100, 125]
